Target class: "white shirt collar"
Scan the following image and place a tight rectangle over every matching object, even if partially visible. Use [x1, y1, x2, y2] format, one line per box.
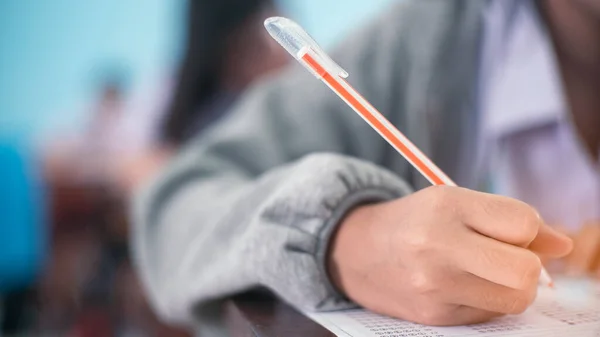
[482, 0, 568, 137]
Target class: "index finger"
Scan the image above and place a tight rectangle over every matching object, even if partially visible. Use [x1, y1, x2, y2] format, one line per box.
[456, 189, 559, 248]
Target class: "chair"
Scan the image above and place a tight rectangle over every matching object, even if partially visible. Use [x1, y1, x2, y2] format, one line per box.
[0, 139, 47, 333]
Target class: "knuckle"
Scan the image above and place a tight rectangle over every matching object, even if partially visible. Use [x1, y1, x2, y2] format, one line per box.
[507, 292, 534, 314]
[516, 253, 542, 289]
[485, 197, 540, 244]
[410, 272, 438, 295]
[402, 225, 439, 256]
[507, 297, 529, 315]
[499, 200, 541, 244]
[480, 244, 504, 268]
[525, 287, 538, 307]
[427, 185, 454, 213]
[403, 230, 431, 254]
[517, 206, 541, 241]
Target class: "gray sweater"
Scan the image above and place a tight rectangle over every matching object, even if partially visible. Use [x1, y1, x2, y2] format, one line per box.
[133, 0, 487, 334]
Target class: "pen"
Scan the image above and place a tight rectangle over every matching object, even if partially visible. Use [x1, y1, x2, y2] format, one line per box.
[264, 16, 554, 288]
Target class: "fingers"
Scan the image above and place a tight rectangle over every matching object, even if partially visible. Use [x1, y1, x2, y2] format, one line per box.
[451, 306, 504, 326]
[566, 223, 600, 275]
[415, 304, 502, 326]
[529, 223, 573, 258]
[455, 189, 543, 247]
[453, 188, 572, 256]
[445, 272, 537, 315]
[453, 232, 542, 290]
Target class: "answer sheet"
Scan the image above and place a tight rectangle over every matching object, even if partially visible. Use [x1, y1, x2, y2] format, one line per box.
[307, 278, 600, 336]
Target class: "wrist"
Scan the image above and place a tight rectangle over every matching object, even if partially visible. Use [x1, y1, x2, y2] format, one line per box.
[326, 202, 382, 297]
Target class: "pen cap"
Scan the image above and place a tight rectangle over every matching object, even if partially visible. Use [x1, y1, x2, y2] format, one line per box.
[264, 17, 348, 78]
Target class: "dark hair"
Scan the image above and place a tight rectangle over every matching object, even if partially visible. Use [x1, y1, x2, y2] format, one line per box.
[162, 0, 273, 145]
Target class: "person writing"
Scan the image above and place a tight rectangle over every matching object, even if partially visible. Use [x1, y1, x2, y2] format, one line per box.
[160, 0, 288, 146]
[117, 0, 288, 194]
[132, 0, 599, 334]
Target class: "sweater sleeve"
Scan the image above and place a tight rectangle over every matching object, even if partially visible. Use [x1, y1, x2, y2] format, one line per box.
[132, 1, 418, 327]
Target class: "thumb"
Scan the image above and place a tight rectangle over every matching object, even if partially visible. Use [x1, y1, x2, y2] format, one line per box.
[528, 223, 573, 258]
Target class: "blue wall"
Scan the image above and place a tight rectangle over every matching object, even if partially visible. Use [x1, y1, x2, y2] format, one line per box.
[0, 138, 47, 291]
[0, 0, 397, 138]
[0, 0, 183, 136]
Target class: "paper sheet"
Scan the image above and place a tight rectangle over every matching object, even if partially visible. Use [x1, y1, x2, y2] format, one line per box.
[307, 277, 600, 337]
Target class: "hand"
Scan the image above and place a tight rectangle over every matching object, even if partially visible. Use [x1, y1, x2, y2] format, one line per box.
[561, 222, 600, 277]
[327, 186, 573, 326]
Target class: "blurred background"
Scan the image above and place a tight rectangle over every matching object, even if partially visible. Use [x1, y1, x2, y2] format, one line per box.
[0, 0, 396, 336]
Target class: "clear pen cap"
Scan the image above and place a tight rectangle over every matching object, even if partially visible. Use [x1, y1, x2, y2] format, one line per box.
[264, 17, 348, 78]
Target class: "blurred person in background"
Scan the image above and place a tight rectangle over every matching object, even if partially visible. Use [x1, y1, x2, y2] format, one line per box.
[160, 0, 288, 146]
[43, 70, 130, 188]
[105, 0, 289, 335]
[39, 0, 289, 333]
[37, 69, 132, 336]
[116, 0, 288, 194]
[133, 0, 600, 334]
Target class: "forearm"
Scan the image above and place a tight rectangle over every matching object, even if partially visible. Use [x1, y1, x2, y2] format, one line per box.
[132, 152, 413, 326]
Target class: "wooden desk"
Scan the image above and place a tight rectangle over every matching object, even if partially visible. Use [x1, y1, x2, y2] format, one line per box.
[226, 294, 334, 337]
